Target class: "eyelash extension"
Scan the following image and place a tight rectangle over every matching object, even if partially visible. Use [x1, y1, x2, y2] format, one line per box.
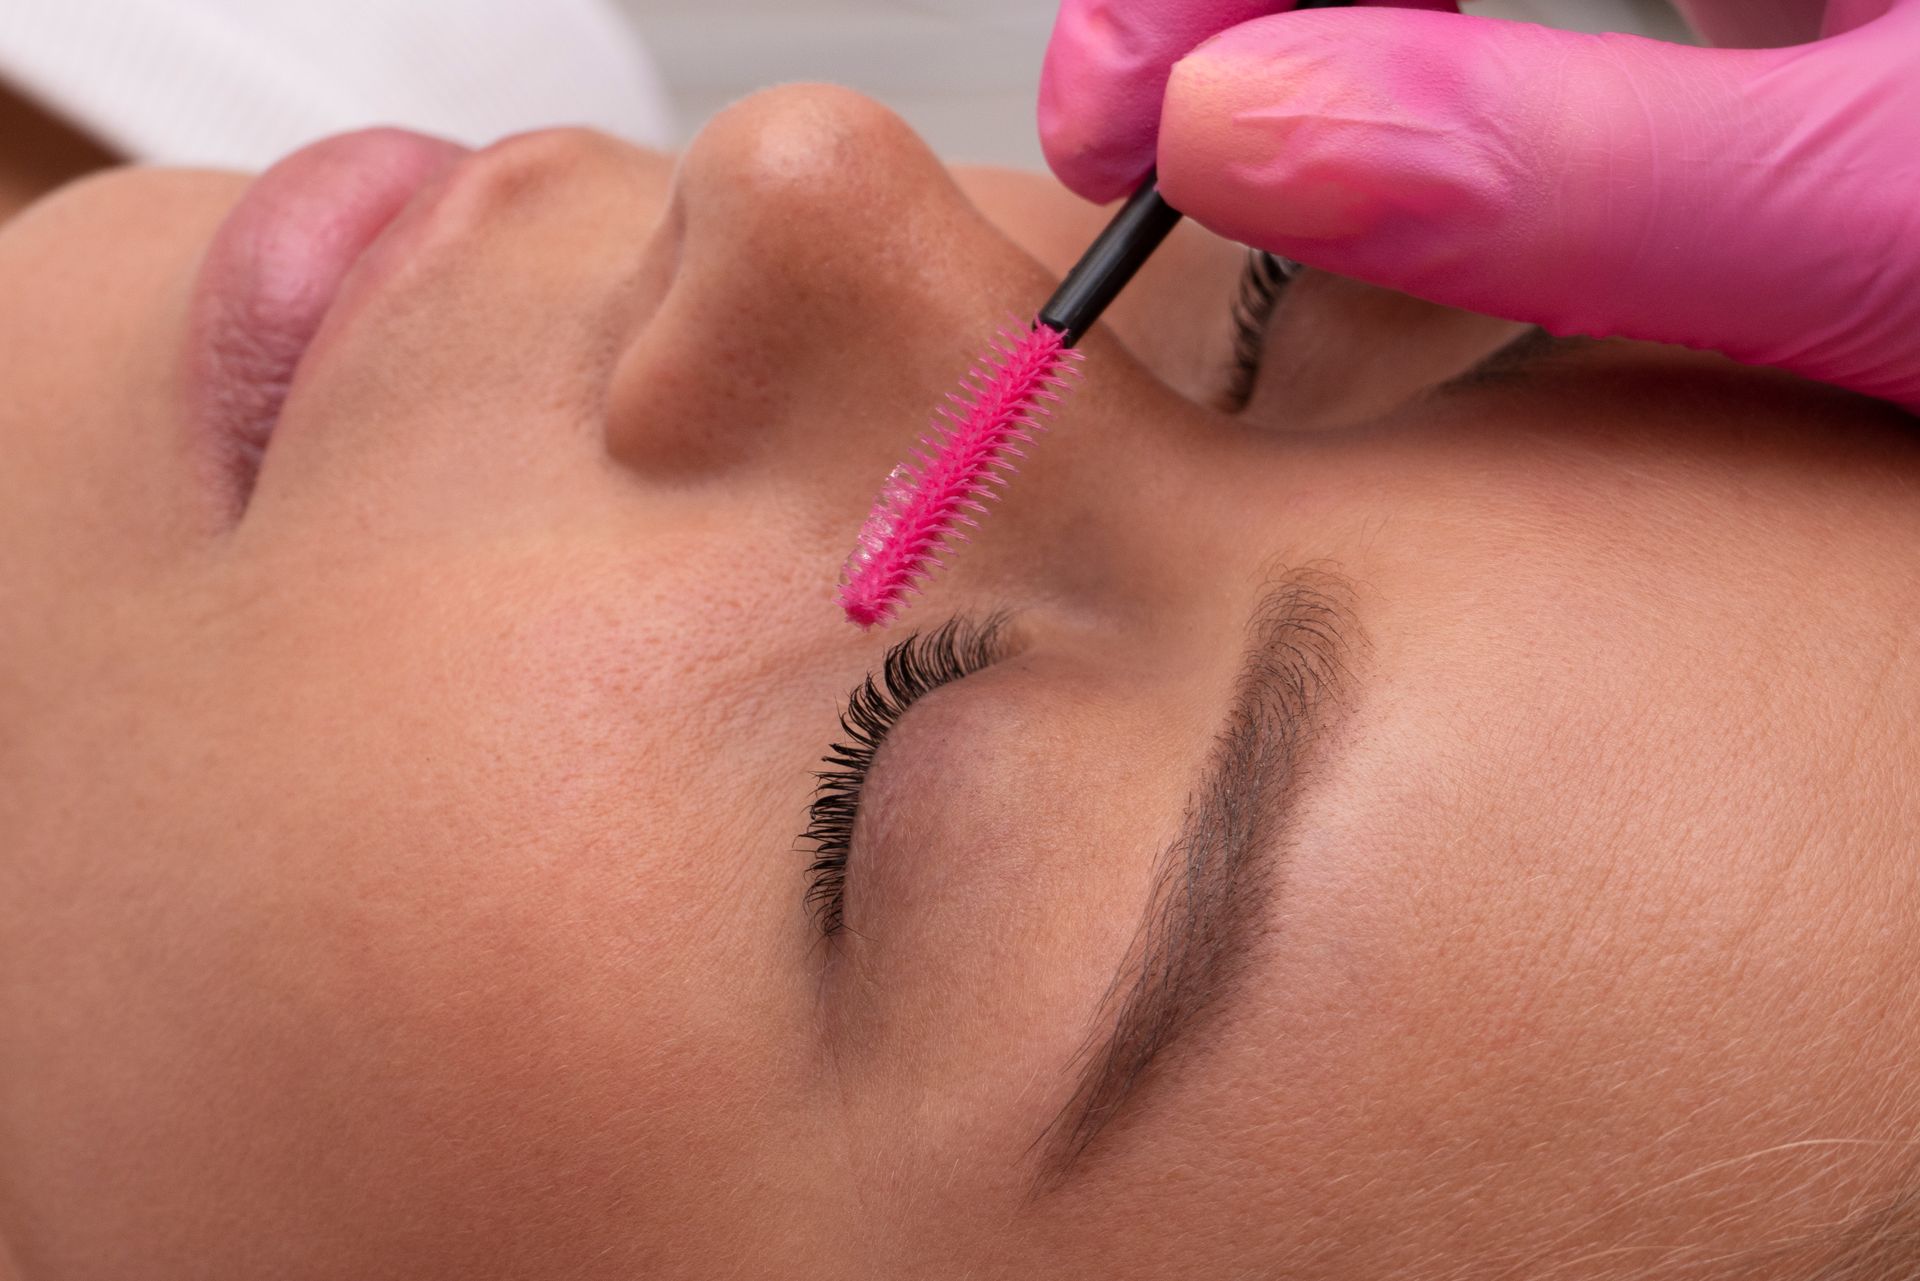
[800, 614, 1009, 938]
[1221, 249, 1299, 414]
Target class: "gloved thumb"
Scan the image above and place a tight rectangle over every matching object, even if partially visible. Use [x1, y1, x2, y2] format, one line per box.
[1158, 4, 1920, 409]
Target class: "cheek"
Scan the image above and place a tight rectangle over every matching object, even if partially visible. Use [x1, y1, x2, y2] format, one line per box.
[0, 542, 843, 1276]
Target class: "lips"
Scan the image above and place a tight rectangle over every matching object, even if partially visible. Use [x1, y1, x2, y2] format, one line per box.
[184, 127, 469, 510]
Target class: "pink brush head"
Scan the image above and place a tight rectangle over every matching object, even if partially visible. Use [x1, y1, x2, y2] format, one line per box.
[836, 321, 1081, 629]
[834, 172, 1182, 629]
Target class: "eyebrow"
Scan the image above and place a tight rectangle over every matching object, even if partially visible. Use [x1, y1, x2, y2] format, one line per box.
[1029, 569, 1360, 1190]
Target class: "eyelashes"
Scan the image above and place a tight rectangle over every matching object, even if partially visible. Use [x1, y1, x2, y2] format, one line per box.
[1222, 249, 1299, 414]
[800, 614, 1009, 938]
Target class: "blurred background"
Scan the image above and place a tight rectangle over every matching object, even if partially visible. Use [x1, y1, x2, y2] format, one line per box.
[0, 0, 1697, 185]
[626, 0, 1693, 168]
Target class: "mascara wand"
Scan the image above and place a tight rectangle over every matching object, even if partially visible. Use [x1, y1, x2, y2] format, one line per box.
[1040, 173, 1185, 346]
[832, 0, 1350, 630]
[834, 175, 1181, 629]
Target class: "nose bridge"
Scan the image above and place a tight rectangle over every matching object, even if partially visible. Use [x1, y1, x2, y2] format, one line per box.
[604, 85, 1066, 481]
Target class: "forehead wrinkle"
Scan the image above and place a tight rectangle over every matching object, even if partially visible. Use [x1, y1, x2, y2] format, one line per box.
[1027, 566, 1362, 1193]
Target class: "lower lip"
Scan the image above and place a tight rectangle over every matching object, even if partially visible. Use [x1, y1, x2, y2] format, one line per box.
[184, 127, 469, 505]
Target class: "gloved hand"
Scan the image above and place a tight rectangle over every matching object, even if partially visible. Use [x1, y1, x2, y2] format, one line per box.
[1038, 0, 1920, 412]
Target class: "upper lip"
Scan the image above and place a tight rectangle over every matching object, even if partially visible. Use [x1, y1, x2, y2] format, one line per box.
[181, 127, 469, 516]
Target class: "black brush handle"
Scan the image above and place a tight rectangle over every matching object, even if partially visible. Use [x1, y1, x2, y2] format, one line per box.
[1035, 0, 1353, 349]
[1037, 174, 1182, 347]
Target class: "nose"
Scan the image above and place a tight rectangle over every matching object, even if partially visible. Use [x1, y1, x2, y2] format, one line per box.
[605, 85, 1071, 482]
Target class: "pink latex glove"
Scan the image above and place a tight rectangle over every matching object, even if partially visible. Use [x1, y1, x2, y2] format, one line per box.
[1038, 0, 1920, 412]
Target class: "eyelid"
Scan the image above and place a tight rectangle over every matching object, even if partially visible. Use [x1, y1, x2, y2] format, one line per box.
[799, 614, 1015, 939]
[1220, 251, 1299, 414]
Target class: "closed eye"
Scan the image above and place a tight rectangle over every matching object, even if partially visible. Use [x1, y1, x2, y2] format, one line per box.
[799, 614, 1011, 939]
[1220, 250, 1298, 414]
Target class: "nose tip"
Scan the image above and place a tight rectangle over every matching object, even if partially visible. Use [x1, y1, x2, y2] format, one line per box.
[671, 84, 951, 244]
[661, 84, 1005, 337]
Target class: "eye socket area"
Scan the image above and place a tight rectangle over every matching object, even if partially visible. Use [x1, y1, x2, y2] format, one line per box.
[800, 615, 1016, 941]
[1226, 267, 1534, 430]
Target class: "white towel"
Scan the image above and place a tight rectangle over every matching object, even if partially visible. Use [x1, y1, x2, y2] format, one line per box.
[0, 0, 674, 168]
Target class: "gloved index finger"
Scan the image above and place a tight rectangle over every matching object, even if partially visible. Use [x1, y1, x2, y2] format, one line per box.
[1037, 0, 1454, 206]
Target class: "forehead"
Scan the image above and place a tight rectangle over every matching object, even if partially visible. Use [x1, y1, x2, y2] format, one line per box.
[1288, 344, 1920, 1016]
[1353, 350, 1917, 743]
[1031, 369, 1920, 1265]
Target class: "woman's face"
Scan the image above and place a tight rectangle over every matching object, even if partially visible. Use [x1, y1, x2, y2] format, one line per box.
[3, 86, 1916, 1280]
